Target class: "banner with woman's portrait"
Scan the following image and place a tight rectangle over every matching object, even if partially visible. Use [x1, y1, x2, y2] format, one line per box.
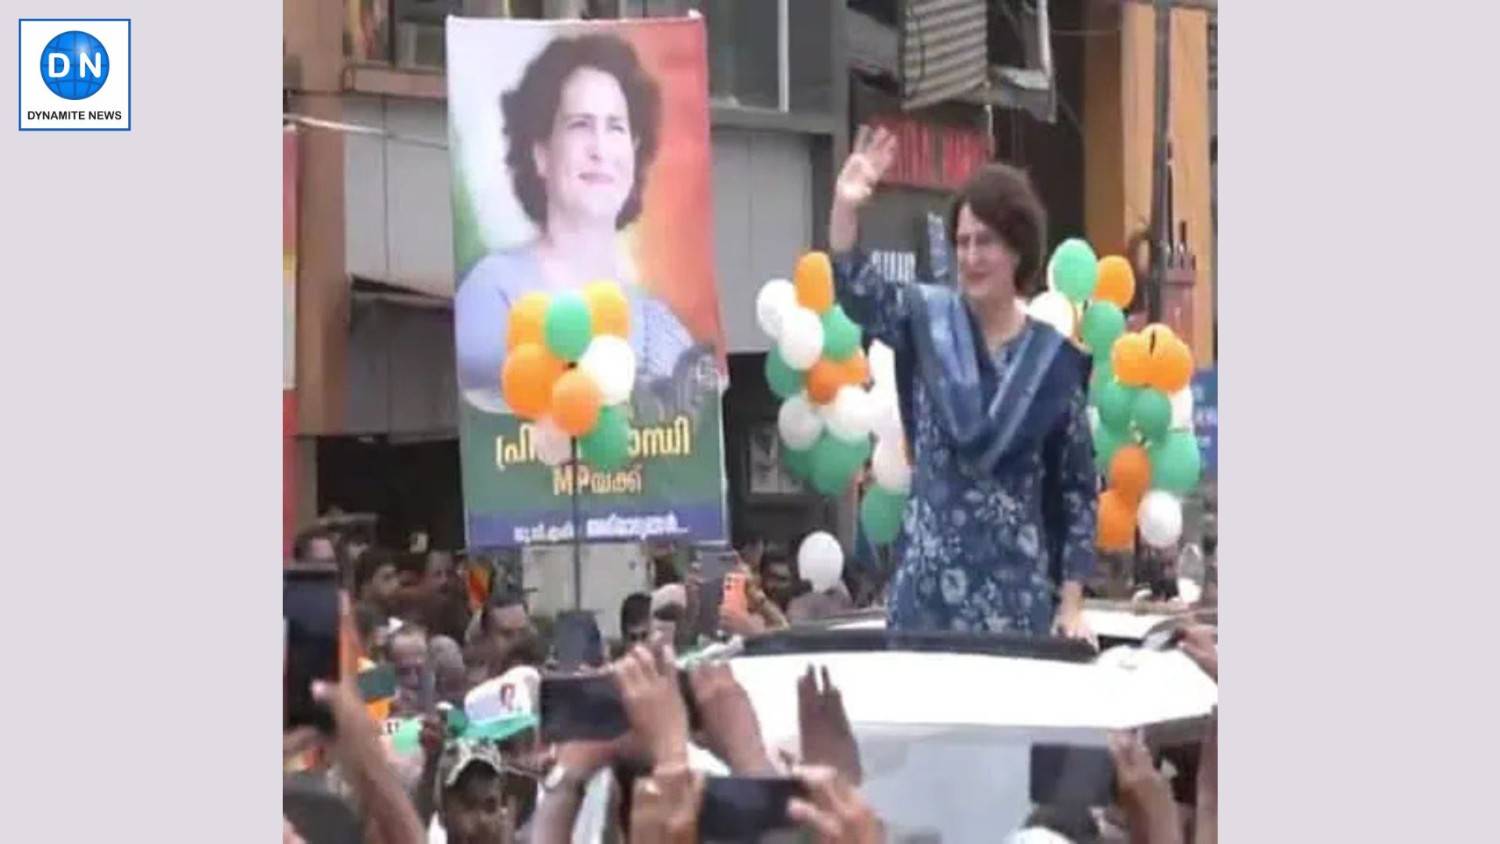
[446, 16, 727, 548]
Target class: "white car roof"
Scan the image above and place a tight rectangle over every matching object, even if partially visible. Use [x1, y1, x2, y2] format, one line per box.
[719, 610, 1216, 841]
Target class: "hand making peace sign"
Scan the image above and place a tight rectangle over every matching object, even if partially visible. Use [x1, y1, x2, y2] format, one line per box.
[834, 125, 899, 210]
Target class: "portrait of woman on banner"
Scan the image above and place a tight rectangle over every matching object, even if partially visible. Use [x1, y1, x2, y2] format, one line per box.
[454, 33, 716, 424]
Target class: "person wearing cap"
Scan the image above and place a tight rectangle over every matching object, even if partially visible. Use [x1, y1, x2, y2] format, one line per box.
[432, 739, 513, 844]
[463, 665, 542, 746]
[419, 664, 547, 843]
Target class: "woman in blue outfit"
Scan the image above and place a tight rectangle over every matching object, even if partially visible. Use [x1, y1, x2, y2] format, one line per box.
[829, 126, 1099, 643]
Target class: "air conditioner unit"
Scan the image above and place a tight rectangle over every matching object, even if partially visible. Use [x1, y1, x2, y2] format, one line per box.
[948, 0, 1058, 123]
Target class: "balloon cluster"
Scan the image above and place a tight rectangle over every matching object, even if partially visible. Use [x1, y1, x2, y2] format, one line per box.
[500, 281, 637, 473]
[858, 342, 911, 545]
[756, 254, 911, 545]
[1028, 239, 1205, 551]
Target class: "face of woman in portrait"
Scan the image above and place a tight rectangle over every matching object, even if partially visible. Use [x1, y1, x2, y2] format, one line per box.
[954, 203, 1020, 310]
[532, 66, 637, 230]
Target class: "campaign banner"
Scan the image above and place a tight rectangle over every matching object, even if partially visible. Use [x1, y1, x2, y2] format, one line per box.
[445, 16, 728, 548]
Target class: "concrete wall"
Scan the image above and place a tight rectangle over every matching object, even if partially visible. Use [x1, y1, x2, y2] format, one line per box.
[343, 97, 455, 298]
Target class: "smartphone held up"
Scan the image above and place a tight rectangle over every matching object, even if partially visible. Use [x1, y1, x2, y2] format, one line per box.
[284, 564, 342, 732]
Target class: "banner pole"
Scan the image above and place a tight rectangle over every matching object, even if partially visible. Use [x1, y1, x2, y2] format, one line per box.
[571, 439, 583, 611]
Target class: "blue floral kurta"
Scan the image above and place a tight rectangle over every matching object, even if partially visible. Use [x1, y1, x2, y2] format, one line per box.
[834, 252, 1099, 635]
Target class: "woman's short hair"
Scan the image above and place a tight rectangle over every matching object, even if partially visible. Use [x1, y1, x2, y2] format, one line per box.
[502, 33, 662, 230]
[948, 163, 1049, 296]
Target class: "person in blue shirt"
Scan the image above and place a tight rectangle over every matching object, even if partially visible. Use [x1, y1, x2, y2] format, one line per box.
[827, 126, 1099, 643]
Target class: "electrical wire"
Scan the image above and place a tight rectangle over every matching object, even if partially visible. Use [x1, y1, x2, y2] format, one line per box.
[283, 113, 450, 150]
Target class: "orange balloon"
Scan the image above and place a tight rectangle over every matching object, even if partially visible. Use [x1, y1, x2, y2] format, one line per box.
[1108, 445, 1152, 502]
[1096, 489, 1137, 552]
[1095, 256, 1136, 309]
[1141, 323, 1176, 352]
[794, 252, 835, 314]
[501, 343, 566, 420]
[834, 349, 870, 388]
[507, 292, 550, 351]
[1147, 335, 1195, 394]
[805, 359, 843, 404]
[583, 281, 631, 339]
[1111, 332, 1151, 387]
[551, 369, 604, 436]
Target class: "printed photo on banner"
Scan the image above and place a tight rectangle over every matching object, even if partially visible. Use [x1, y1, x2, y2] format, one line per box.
[446, 16, 728, 549]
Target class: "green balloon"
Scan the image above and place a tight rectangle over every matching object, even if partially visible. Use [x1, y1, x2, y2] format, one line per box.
[782, 444, 813, 481]
[765, 348, 804, 400]
[1080, 301, 1125, 355]
[544, 292, 594, 362]
[1051, 238, 1099, 303]
[860, 486, 907, 545]
[1095, 380, 1138, 433]
[821, 305, 863, 362]
[810, 433, 871, 496]
[1092, 423, 1127, 473]
[1149, 431, 1202, 494]
[1088, 360, 1115, 404]
[579, 405, 632, 471]
[1132, 389, 1172, 443]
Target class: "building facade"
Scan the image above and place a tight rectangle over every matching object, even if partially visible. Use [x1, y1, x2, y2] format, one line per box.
[283, 0, 1216, 621]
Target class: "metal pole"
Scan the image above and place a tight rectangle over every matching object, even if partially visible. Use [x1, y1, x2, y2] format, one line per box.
[777, 0, 790, 112]
[1147, 0, 1173, 322]
[571, 439, 583, 611]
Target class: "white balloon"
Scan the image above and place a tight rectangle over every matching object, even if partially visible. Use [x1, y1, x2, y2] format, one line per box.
[867, 341, 897, 390]
[1087, 406, 1101, 436]
[1169, 387, 1195, 431]
[823, 386, 874, 443]
[872, 392, 904, 442]
[578, 335, 637, 405]
[777, 394, 824, 451]
[1176, 578, 1203, 605]
[531, 418, 572, 467]
[1138, 491, 1184, 549]
[797, 531, 845, 592]
[756, 279, 797, 340]
[871, 436, 912, 494]
[777, 307, 825, 370]
[1028, 290, 1076, 337]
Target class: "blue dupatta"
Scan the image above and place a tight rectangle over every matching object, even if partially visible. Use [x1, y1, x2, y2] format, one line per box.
[895, 284, 1091, 478]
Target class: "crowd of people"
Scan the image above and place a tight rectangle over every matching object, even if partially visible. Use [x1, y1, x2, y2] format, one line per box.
[283, 520, 1218, 844]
